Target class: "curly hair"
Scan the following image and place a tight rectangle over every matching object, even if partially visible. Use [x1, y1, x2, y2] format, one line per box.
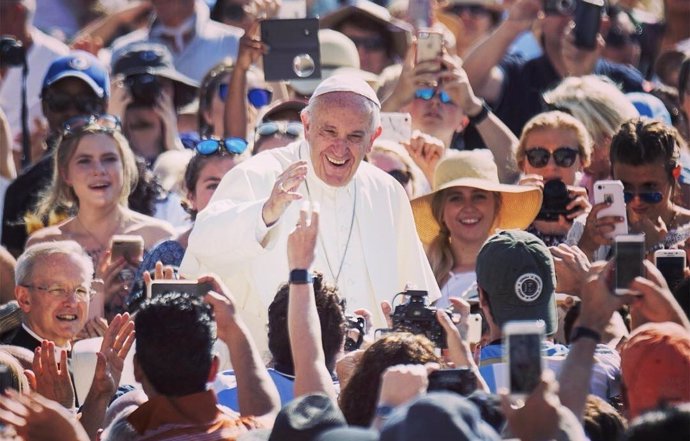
[268, 272, 346, 373]
[338, 333, 441, 427]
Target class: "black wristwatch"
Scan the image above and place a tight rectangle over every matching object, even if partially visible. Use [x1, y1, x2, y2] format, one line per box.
[468, 100, 491, 126]
[289, 269, 313, 285]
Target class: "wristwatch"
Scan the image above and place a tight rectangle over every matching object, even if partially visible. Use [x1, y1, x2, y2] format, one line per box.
[289, 269, 313, 285]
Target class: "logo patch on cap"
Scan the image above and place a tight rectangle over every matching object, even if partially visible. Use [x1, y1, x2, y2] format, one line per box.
[69, 56, 90, 71]
[514, 273, 542, 302]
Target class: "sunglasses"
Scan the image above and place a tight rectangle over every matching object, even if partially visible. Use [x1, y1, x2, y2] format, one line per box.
[62, 114, 122, 137]
[44, 93, 103, 114]
[446, 4, 490, 16]
[623, 190, 664, 204]
[196, 137, 248, 155]
[348, 36, 386, 52]
[218, 83, 273, 108]
[524, 146, 579, 168]
[388, 169, 412, 186]
[255, 121, 303, 138]
[415, 88, 454, 104]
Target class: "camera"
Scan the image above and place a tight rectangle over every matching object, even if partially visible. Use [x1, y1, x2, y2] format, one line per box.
[391, 290, 449, 348]
[125, 73, 161, 106]
[543, 0, 576, 15]
[536, 179, 575, 222]
[0, 36, 25, 68]
[344, 315, 366, 352]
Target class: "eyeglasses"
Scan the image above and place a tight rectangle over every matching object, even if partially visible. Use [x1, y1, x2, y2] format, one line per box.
[348, 36, 386, 52]
[524, 146, 579, 168]
[62, 114, 122, 137]
[623, 190, 664, 204]
[255, 121, 303, 138]
[446, 4, 490, 16]
[218, 83, 273, 109]
[21, 284, 94, 301]
[196, 137, 248, 155]
[44, 93, 103, 114]
[415, 88, 454, 104]
[388, 169, 412, 186]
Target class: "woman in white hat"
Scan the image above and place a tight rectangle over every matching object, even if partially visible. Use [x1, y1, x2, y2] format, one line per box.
[411, 149, 542, 306]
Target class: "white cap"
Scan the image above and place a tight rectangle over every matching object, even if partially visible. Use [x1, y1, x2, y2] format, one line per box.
[309, 73, 381, 108]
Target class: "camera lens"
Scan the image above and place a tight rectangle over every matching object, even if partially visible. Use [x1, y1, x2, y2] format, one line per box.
[293, 53, 315, 78]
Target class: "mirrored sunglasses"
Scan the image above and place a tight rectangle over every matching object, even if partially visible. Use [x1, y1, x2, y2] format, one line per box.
[255, 121, 303, 138]
[524, 146, 579, 168]
[62, 113, 122, 137]
[623, 190, 664, 204]
[218, 83, 273, 108]
[196, 137, 248, 155]
[415, 88, 454, 104]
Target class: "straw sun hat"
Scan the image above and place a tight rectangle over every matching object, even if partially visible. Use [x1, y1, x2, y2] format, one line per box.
[411, 150, 543, 245]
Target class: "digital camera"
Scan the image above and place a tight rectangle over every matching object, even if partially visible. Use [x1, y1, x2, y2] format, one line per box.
[125, 73, 161, 106]
[344, 315, 366, 352]
[0, 36, 25, 68]
[543, 0, 576, 15]
[536, 179, 575, 222]
[391, 290, 449, 348]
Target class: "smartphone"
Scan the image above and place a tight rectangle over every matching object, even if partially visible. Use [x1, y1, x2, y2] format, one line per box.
[573, 0, 604, 49]
[427, 368, 477, 396]
[110, 235, 144, 264]
[504, 321, 544, 399]
[593, 180, 629, 239]
[261, 18, 320, 81]
[467, 313, 482, 345]
[614, 234, 645, 295]
[416, 30, 443, 69]
[379, 112, 412, 144]
[655, 249, 686, 291]
[148, 280, 209, 298]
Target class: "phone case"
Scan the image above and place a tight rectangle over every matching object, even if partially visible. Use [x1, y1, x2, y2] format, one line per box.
[379, 112, 412, 143]
[503, 321, 545, 398]
[261, 18, 321, 81]
[416, 30, 443, 64]
[593, 180, 628, 238]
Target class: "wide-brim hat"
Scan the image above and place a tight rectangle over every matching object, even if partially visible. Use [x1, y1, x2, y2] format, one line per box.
[411, 150, 542, 246]
[320, 0, 413, 61]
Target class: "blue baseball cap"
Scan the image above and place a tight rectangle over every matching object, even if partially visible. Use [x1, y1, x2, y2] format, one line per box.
[42, 50, 109, 98]
[626, 92, 672, 125]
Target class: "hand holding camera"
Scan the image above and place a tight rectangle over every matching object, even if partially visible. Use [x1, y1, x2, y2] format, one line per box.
[390, 289, 452, 348]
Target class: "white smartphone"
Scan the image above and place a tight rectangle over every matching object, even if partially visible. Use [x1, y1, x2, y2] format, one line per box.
[593, 180, 628, 239]
[504, 320, 544, 400]
[655, 249, 686, 291]
[416, 29, 443, 68]
[467, 313, 482, 345]
[379, 112, 412, 144]
[614, 234, 645, 295]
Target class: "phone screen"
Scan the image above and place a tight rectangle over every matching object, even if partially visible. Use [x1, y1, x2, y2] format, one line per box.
[508, 333, 542, 395]
[656, 256, 686, 291]
[615, 239, 644, 292]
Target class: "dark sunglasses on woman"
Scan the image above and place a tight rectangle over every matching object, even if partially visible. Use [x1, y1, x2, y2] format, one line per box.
[524, 146, 579, 168]
[218, 83, 272, 109]
[623, 190, 664, 204]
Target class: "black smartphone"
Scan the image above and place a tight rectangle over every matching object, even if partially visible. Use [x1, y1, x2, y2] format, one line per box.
[148, 280, 212, 298]
[427, 368, 477, 396]
[573, 0, 604, 49]
[261, 18, 320, 81]
[614, 234, 645, 295]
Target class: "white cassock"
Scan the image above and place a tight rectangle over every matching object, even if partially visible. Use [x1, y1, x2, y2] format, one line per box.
[180, 140, 441, 356]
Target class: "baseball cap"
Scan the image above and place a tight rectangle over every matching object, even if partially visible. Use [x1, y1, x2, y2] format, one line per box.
[621, 322, 690, 418]
[475, 230, 558, 335]
[42, 50, 109, 98]
[626, 92, 673, 126]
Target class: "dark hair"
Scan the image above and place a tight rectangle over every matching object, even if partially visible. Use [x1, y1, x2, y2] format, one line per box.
[128, 155, 160, 216]
[135, 292, 216, 396]
[680, 56, 690, 105]
[338, 333, 440, 427]
[610, 118, 683, 183]
[267, 272, 346, 373]
[583, 395, 628, 441]
[182, 150, 232, 220]
[623, 403, 690, 441]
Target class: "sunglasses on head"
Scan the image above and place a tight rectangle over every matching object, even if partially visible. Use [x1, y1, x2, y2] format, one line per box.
[45, 93, 103, 114]
[255, 121, 303, 138]
[62, 114, 121, 137]
[196, 137, 248, 156]
[623, 190, 664, 204]
[414, 88, 454, 104]
[348, 36, 386, 52]
[446, 4, 490, 16]
[218, 83, 273, 108]
[524, 146, 579, 168]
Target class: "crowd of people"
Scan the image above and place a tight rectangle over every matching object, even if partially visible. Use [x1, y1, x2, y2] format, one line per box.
[1, 0, 690, 439]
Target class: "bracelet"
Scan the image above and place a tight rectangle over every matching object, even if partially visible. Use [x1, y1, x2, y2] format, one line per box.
[570, 326, 601, 344]
[289, 269, 313, 285]
[467, 101, 491, 125]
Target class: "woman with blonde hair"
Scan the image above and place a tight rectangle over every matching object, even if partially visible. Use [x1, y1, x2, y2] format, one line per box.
[26, 115, 175, 317]
[412, 150, 542, 305]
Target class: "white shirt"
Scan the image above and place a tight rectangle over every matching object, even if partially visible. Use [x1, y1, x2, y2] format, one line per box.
[180, 140, 441, 355]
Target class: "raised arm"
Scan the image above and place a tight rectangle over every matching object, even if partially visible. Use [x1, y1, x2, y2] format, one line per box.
[287, 205, 337, 400]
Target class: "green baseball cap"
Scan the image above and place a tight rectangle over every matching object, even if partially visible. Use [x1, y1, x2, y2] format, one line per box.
[476, 230, 558, 335]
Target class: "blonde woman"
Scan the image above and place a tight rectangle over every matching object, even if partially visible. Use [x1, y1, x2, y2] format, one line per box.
[411, 150, 542, 306]
[26, 115, 175, 317]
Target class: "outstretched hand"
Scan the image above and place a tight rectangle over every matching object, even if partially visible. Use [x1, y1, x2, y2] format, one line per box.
[91, 313, 136, 397]
[287, 202, 320, 270]
[263, 161, 307, 227]
[28, 341, 75, 409]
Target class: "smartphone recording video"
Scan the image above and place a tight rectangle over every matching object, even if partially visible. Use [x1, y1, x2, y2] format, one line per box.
[504, 321, 544, 398]
[614, 234, 645, 295]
